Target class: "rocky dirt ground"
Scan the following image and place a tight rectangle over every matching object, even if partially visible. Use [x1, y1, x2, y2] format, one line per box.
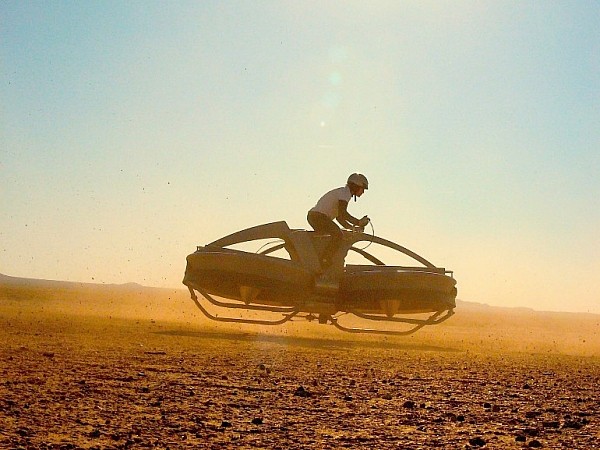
[1, 283, 599, 449]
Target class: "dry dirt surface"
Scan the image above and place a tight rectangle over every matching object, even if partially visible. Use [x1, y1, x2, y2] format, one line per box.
[1, 278, 599, 449]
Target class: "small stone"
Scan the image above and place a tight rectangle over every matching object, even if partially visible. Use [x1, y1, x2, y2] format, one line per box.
[382, 393, 393, 400]
[515, 434, 526, 442]
[403, 400, 416, 409]
[89, 429, 101, 438]
[528, 440, 543, 448]
[221, 421, 232, 428]
[294, 386, 311, 398]
[344, 395, 353, 401]
[251, 417, 263, 425]
[483, 402, 492, 409]
[563, 420, 583, 429]
[468, 436, 486, 447]
[542, 421, 560, 429]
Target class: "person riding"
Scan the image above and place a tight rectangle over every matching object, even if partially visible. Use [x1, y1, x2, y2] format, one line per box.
[307, 173, 370, 267]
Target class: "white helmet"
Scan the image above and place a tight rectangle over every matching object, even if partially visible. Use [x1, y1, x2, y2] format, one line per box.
[347, 173, 369, 190]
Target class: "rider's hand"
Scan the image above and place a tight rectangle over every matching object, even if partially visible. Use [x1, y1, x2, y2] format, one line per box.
[358, 216, 370, 227]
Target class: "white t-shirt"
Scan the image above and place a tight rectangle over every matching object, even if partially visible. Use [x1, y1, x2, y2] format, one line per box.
[310, 186, 352, 219]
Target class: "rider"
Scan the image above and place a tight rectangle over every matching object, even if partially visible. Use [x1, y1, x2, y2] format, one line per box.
[307, 173, 370, 268]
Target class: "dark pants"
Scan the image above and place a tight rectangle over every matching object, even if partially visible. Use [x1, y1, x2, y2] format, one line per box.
[307, 211, 342, 262]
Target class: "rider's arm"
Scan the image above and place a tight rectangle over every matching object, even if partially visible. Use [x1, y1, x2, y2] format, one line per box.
[336, 200, 360, 229]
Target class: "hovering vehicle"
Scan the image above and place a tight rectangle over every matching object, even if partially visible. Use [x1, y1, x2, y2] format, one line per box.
[183, 221, 457, 335]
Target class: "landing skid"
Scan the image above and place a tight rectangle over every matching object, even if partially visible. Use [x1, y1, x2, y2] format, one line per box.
[188, 287, 300, 325]
[330, 309, 454, 336]
[187, 287, 454, 336]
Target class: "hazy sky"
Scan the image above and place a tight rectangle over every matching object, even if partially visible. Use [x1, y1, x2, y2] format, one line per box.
[2, 1, 599, 313]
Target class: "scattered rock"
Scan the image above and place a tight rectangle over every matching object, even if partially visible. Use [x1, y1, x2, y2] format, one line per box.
[528, 439, 543, 448]
[294, 386, 311, 398]
[403, 400, 416, 409]
[515, 434, 527, 442]
[251, 417, 263, 425]
[563, 420, 583, 429]
[468, 436, 486, 447]
[220, 421, 232, 428]
[17, 428, 31, 437]
[59, 444, 77, 450]
[542, 420, 559, 429]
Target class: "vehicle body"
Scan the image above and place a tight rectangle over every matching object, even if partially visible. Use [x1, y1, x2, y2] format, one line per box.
[183, 221, 456, 335]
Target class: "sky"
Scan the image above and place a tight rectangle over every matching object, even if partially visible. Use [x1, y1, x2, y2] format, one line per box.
[1, 1, 599, 314]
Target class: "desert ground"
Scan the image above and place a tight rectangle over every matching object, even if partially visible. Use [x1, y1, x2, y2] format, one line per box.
[1, 275, 598, 449]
